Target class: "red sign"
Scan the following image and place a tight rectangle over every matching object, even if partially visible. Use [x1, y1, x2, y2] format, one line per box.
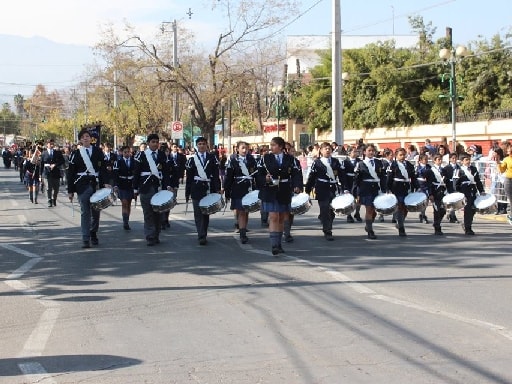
[170, 121, 184, 139]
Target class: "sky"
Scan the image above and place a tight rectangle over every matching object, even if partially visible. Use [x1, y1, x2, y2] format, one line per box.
[0, 0, 510, 102]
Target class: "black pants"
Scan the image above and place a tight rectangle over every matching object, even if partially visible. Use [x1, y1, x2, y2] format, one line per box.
[318, 199, 335, 233]
[46, 176, 60, 201]
[192, 199, 210, 239]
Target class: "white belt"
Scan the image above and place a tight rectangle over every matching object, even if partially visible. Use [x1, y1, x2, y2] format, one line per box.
[433, 182, 445, 186]
[317, 178, 337, 184]
[119, 176, 134, 180]
[417, 177, 426, 181]
[77, 171, 98, 176]
[346, 173, 355, 176]
[394, 178, 410, 182]
[194, 176, 210, 182]
[363, 179, 380, 183]
[278, 179, 289, 183]
[44, 163, 51, 167]
[461, 181, 476, 185]
[235, 176, 253, 180]
[141, 172, 156, 176]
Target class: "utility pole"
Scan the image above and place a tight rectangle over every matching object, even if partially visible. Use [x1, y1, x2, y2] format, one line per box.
[332, 0, 343, 145]
[113, 70, 118, 148]
[162, 19, 180, 143]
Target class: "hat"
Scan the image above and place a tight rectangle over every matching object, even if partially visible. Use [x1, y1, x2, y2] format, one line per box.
[468, 145, 477, 152]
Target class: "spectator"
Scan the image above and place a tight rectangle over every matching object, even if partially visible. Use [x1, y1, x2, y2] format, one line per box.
[405, 144, 417, 161]
[466, 145, 482, 161]
[424, 139, 437, 155]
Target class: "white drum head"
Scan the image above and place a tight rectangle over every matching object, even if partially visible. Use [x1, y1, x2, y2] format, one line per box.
[151, 190, 174, 205]
[331, 194, 354, 209]
[242, 190, 260, 204]
[291, 193, 310, 208]
[474, 194, 496, 209]
[405, 192, 427, 206]
[200, 193, 222, 207]
[443, 192, 465, 204]
[374, 194, 397, 210]
[90, 188, 112, 203]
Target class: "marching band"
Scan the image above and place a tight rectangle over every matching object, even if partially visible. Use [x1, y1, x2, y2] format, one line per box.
[15, 135, 508, 253]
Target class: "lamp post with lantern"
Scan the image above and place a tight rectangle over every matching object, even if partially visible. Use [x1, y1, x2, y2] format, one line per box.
[271, 85, 287, 137]
[439, 44, 468, 153]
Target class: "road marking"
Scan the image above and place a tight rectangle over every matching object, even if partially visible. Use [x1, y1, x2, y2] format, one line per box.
[1, 244, 60, 382]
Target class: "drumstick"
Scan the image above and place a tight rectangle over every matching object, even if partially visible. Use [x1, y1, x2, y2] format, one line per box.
[71, 199, 74, 218]
[185, 200, 189, 215]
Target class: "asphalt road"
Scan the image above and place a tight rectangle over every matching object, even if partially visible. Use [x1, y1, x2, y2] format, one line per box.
[1, 166, 512, 384]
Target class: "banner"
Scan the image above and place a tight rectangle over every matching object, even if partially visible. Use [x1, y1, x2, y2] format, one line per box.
[87, 124, 101, 148]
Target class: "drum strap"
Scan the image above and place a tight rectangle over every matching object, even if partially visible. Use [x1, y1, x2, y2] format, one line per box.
[431, 166, 444, 185]
[320, 157, 336, 182]
[363, 158, 379, 182]
[144, 149, 161, 179]
[194, 154, 209, 181]
[396, 161, 409, 180]
[79, 147, 96, 175]
[460, 166, 476, 184]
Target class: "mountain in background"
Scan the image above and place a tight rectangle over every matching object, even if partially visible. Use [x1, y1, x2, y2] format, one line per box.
[0, 34, 96, 105]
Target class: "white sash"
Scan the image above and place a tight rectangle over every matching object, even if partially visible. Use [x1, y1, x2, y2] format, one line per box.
[320, 157, 335, 181]
[194, 153, 209, 181]
[397, 161, 409, 180]
[363, 158, 379, 182]
[432, 166, 444, 184]
[460, 166, 476, 184]
[79, 146, 96, 175]
[144, 149, 161, 179]
[238, 156, 250, 177]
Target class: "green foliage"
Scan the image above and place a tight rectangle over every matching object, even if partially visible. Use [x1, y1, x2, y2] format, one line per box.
[288, 18, 512, 133]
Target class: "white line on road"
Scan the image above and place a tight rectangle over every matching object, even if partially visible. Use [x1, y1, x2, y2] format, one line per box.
[1, 243, 60, 383]
[169, 216, 512, 343]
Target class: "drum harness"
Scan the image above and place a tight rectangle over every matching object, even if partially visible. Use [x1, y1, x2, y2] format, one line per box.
[74, 147, 99, 185]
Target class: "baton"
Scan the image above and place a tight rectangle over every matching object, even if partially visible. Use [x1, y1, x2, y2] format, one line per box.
[71, 199, 75, 218]
[134, 195, 138, 208]
[185, 200, 189, 215]
[222, 199, 229, 215]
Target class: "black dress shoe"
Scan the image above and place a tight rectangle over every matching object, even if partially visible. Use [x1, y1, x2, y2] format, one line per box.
[465, 229, 475, 235]
[284, 235, 294, 243]
[434, 229, 444, 235]
[347, 215, 355, 223]
[123, 224, 131, 230]
[354, 214, 362, 222]
[147, 239, 155, 246]
[90, 233, 99, 245]
[52, 199, 57, 206]
[398, 227, 407, 237]
[271, 246, 280, 256]
[367, 231, 377, 240]
[277, 246, 285, 254]
[199, 238, 207, 246]
[47, 201, 53, 207]
[155, 237, 160, 244]
[241, 236, 249, 244]
[324, 233, 334, 241]
[82, 241, 91, 249]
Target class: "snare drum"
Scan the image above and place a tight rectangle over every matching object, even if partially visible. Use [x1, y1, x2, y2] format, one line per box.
[199, 193, 225, 215]
[290, 193, 312, 215]
[241, 190, 261, 213]
[404, 192, 428, 212]
[330, 194, 355, 216]
[474, 193, 497, 214]
[150, 190, 176, 213]
[373, 193, 398, 215]
[442, 192, 466, 210]
[90, 188, 115, 211]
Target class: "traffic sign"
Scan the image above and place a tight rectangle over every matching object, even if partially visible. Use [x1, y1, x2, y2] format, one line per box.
[170, 121, 184, 139]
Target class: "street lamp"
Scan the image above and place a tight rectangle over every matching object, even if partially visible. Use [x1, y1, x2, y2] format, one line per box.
[439, 45, 468, 153]
[271, 85, 285, 137]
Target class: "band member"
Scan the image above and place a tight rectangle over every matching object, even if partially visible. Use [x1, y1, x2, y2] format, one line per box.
[223, 141, 258, 244]
[185, 137, 222, 246]
[41, 139, 65, 207]
[256, 137, 302, 255]
[113, 146, 135, 230]
[283, 142, 304, 242]
[379, 149, 394, 222]
[102, 142, 117, 186]
[425, 154, 448, 235]
[305, 142, 344, 241]
[415, 154, 431, 224]
[444, 152, 460, 223]
[386, 147, 417, 237]
[133, 133, 177, 246]
[455, 154, 485, 235]
[342, 148, 362, 223]
[23, 148, 42, 204]
[67, 129, 109, 248]
[354, 144, 387, 240]
[161, 143, 187, 229]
